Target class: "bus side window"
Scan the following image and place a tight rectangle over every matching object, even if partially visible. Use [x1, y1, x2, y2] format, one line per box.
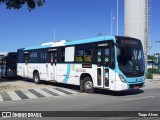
[84, 56, 91, 62]
[18, 51, 24, 63]
[50, 52, 53, 63]
[84, 49, 92, 62]
[24, 53, 29, 63]
[29, 51, 38, 63]
[54, 52, 57, 62]
[60, 48, 65, 62]
[40, 52, 48, 63]
[50, 52, 57, 63]
[75, 44, 92, 63]
[76, 55, 83, 62]
[75, 49, 83, 62]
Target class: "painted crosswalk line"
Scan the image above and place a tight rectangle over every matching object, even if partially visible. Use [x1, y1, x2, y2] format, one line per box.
[20, 89, 38, 99]
[60, 88, 79, 94]
[0, 92, 12, 101]
[28, 89, 45, 98]
[41, 88, 59, 96]
[33, 88, 53, 97]
[14, 90, 29, 100]
[7, 91, 21, 101]
[0, 95, 3, 102]
[54, 88, 73, 95]
[0, 87, 80, 103]
[47, 88, 67, 96]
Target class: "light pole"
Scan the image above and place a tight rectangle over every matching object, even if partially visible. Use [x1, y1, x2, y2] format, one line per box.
[111, 10, 115, 35]
[111, 10, 113, 35]
[116, 0, 119, 35]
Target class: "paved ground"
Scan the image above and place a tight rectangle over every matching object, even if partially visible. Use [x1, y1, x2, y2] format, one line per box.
[0, 78, 50, 91]
[0, 78, 160, 120]
[0, 78, 81, 103]
[0, 86, 80, 103]
[0, 78, 159, 103]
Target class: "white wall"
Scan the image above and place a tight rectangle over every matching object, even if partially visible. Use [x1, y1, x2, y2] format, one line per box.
[124, 0, 147, 50]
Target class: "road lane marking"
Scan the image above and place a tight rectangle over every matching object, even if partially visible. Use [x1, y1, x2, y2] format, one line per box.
[33, 88, 53, 97]
[54, 88, 73, 95]
[124, 96, 155, 101]
[20, 89, 38, 99]
[14, 90, 29, 100]
[0, 92, 12, 101]
[7, 91, 21, 101]
[0, 95, 3, 102]
[28, 89, 45, 98]
[41, 88, 59, 96]
[60, 88, 79, 94]
[48, 88, 66, 95]
[0, 87, 82, 103]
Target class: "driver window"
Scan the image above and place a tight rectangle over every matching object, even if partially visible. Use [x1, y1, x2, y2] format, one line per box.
[117, 47, 127, 65]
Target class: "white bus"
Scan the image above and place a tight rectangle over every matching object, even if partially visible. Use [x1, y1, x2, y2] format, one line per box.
[17, 36, 145, 93]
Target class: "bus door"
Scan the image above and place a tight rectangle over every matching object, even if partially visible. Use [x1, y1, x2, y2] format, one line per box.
[96, 47, 110, 88]
[24, 52, 29, 77]
[49, 50, 57, 80]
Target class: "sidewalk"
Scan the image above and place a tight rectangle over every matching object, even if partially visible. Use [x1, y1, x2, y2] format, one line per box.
[145, 79, 160, 83]
[142, 79, 160, 90]
[145, 79, 160, 81]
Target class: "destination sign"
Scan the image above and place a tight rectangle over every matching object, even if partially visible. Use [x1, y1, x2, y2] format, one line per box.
[121, 40, 139, 45]
[98, 43, 108, 47]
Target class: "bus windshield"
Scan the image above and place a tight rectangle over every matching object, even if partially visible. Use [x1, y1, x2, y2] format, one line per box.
[116, 39, 145, 77]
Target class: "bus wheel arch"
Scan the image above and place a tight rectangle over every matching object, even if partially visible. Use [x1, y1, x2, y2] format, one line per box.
[33, 70, 41, 84]
[80, 73, 94, 93]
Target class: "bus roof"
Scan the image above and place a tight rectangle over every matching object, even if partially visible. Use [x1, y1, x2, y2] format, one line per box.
[0, 52, 8, 55]
[65, 36, 115, 46]
[24, 36, 116, 51]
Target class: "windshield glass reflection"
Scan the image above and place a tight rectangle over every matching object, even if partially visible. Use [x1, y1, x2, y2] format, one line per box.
[117, 44, 145, 76]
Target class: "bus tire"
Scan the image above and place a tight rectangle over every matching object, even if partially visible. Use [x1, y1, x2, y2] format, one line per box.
[81, 77, 94, 93]
[33, 72, 41, 84]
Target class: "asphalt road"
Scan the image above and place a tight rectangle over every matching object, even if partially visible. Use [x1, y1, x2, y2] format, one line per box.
[0, 79, 160, 120]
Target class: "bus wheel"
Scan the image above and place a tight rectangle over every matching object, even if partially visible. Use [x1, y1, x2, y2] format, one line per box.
[33, 72, 41, 84]
[81, 77, 94, 93]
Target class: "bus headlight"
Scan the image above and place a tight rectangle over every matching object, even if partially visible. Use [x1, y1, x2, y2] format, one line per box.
[119, 75, 127, 83]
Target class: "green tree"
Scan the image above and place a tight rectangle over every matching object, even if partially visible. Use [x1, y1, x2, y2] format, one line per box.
[146, 68, 153, 79]
[148, 55, 155, 60]
[0, 0, 45, 11]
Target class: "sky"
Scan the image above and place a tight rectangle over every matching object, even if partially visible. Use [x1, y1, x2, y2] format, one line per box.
[0, 0, 159, 55]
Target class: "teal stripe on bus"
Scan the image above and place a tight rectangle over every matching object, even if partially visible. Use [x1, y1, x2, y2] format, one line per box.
[63, 64, 71, 83]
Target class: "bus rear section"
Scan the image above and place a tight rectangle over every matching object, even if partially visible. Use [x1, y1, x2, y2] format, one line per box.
[0, 52, 17, 78]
